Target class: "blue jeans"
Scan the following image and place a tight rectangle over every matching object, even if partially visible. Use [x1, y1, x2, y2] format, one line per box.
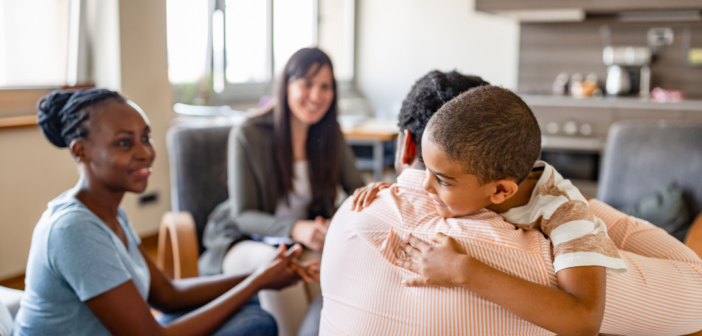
[156, 296, 277, 336]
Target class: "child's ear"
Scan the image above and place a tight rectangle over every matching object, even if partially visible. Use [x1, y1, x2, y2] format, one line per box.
[489, 179, 519, 205]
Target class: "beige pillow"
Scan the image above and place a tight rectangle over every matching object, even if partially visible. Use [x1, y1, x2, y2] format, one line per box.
[0, 302, 11, 336]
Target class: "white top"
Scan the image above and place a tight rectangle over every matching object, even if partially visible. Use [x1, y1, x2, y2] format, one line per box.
[501, 161, 628, 275]
[274, 160, 312, 222]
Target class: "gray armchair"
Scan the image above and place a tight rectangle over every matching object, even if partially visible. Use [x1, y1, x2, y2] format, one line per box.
[597, 120, 702, 255]
[157, 122, 237, 279]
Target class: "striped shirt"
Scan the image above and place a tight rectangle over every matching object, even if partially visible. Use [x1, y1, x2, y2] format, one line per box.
[501, 161, 627, 275]
[320, 168, 702, 335]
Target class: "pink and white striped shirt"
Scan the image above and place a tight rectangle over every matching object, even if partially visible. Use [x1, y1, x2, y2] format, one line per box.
[320, 168, 702, 335]
[321, 169, 557, 335]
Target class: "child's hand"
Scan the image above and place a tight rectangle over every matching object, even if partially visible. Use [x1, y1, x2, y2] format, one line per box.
[350, 182, 392, 211]
[396, 233, 469, 287]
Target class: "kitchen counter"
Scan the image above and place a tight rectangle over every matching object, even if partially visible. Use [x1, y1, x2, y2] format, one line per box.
[521, 94, 702, 153]
[520, 94, 702, 112]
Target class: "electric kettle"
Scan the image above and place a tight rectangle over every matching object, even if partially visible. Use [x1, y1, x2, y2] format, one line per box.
[605, 65, 631, 95]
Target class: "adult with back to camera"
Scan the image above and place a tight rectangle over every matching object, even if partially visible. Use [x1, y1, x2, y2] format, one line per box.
[13, 88, 319, 336]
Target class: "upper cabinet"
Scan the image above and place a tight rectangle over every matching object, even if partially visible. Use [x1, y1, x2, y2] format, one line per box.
[476, 0, 702, 22]
[476, 0, 702, 13]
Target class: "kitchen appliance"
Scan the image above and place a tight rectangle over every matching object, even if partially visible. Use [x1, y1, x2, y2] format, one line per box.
[605, 65, 631, 95]
[603, 46, 651, 96]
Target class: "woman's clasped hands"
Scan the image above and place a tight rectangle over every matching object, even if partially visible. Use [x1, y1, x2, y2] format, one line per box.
[255, 243, 321, 289]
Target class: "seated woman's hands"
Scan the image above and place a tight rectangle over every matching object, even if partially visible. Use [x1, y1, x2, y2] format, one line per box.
[351, 182, 392, 211]
[290, 259, 321, 284]
[254, 244, 320, 290]
[291, 182, 393, 251]
[396, 233, 470, 287]
[291, 216, 330, 251]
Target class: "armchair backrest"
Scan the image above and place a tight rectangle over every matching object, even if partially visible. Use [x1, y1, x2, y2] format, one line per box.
[167, 123, 235, 252]
[597, 120, 702, 218]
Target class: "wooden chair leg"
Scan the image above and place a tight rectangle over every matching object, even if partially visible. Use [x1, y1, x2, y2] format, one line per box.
[684, 213, 702, 259]
[156, 212, 199, 279]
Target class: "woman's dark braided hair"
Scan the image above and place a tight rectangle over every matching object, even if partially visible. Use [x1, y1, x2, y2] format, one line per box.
[398, 70, 489, 161]
[37, 88, 124, 148]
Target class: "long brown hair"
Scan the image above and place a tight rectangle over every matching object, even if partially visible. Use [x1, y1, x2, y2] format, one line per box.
[273, 47, 341, 217]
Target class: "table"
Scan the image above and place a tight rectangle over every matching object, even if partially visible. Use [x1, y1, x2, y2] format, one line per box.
[341, 119, 399, 181]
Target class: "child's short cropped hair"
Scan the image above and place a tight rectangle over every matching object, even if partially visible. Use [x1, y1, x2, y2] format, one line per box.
[426, 85, 541, 184]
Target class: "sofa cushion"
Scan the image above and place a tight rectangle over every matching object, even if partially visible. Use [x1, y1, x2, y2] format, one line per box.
[0, 302, 11, 336]
[620, 183, 691, 241]
[0, 286, 23, 318]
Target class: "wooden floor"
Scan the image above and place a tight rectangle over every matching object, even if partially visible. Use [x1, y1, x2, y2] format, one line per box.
[0, 233, 159, 291]
[0, 274, 25, 291]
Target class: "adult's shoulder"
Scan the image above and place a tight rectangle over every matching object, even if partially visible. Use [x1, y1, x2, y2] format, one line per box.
[39, 193, 98, 233]
[232, 107, 274, 142]
[41, 204, 115, 270]
[46, 205, 106, 243]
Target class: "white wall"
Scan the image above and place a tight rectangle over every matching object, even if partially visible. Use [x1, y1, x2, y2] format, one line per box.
[355, 0, 520, 118]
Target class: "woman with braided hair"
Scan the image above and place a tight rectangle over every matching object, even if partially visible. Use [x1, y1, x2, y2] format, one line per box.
[13, 88, 319, 336]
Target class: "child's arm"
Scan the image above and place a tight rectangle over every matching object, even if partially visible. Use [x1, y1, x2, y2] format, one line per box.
[350, 182, 392, 211]
[398, 233, 606, 336]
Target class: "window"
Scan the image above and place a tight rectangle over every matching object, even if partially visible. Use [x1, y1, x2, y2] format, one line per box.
[166, 0, 355, 103]
[165, 0, 209, 84]
[0, 0, 78, 121]
[224, 0, 269, 84]
[0, 0, 71, 87]
[272, 0, 316, 77]
[318, 0, 355, 82]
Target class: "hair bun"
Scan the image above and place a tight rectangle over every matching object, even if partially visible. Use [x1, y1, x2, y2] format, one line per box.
[37, 90, 74, 148]
[37, 88, 124, 148]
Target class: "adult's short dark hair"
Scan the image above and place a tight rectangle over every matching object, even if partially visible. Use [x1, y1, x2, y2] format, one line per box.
[36, 88, 125, 148]
[398, 70, 489, 161]
[426, 85, 541, 184]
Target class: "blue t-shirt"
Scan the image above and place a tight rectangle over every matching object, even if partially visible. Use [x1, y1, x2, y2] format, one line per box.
[13, 190, 150, 336]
